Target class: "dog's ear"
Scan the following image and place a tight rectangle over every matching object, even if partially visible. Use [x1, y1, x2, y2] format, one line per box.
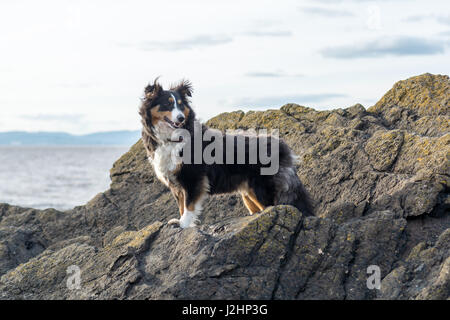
[140, 78, 162, 129]
[171, 79, 193, 99]
[144, 78, 163, 99]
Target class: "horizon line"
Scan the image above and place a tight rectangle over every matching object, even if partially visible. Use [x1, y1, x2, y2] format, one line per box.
[0, 129, 142, 136]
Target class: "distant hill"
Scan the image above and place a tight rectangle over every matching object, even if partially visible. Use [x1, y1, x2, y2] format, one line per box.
[0, 130, 141, 146]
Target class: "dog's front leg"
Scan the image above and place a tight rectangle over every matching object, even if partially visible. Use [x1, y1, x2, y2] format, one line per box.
[179, 196, 203, 228]
[167, 187, 185, 226]
[168, 176, 208, 229]
[178, 179, 208, 228]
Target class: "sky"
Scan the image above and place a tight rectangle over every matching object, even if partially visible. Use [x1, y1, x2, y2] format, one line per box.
[0, 0, 449, 134]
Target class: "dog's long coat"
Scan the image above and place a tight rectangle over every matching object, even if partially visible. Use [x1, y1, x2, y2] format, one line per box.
[139, 79, 313, 228]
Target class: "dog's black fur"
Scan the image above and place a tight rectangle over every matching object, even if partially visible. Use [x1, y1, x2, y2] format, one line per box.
[139, 78, 313, 228]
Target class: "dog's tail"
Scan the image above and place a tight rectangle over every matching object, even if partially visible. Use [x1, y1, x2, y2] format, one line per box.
[273, 141, 314, 216]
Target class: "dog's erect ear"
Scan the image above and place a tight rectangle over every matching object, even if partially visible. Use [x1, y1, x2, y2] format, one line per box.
[144, 78, 163, 99]
[171, 79, 193, 99]
[140, 78, 162, 129]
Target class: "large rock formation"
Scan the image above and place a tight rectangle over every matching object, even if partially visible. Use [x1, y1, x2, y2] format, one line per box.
[0, 73, 448, 300]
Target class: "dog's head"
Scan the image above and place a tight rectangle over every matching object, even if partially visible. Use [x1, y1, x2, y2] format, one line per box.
[139, 78, 195, 142]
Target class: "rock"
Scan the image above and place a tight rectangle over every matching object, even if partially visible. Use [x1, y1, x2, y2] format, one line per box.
[380, 229, 450, 299]
[0, 226, 46, 277]
[0, 243, 97, 300]
[275, 210, 406, 300]
[0, 73, 448, 299]
[0, 208, 408, 300]
[365, 130, 404, 171]
[367, 73, 449, 136]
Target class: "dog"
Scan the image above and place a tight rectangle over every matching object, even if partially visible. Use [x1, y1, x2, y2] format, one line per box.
[139, 78, 313, 228]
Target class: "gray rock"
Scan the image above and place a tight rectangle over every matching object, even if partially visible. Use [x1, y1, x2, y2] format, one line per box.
[0, 73, 448, 299]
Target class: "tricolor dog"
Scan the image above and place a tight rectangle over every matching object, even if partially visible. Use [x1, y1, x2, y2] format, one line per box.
[139, 78, 313, 228]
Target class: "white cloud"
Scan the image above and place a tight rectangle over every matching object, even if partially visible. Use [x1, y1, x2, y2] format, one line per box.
[137, 35, 234, 51]
[321, 36, 446, 59]
[236, 93, 348, 108]
[299, 6, 354, 17]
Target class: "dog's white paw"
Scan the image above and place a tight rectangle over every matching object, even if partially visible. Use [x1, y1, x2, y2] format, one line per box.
[179, 211, 198, 229]
[168, 218, 181, 226]
[179, 218, 196, 229]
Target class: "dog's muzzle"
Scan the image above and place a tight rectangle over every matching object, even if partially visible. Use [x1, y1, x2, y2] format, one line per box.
[164, 116, 184, 129]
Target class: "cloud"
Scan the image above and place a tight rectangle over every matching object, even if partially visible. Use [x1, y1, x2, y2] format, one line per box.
[299, 6, 354, 17]
[245, 72, 282, 78]
[313, 0, 407, 2]
[57, 83, 93, 89]
[20, 114, 85, 123]
[404, 14, 450, 26]
[138, 35, 233, 51]
[124, 29, 293, 52]
[437, 15, 450, 26]
[131, 31, 292, 52]
[0, 67, 13, 73]
[235, 93, 346, 107]
[244, 71, 303, 78]
[321, 36, 446, 59]
[403, 15, 427, 23]
[242, 30, 293, 37]
[438, 30, 450, 37]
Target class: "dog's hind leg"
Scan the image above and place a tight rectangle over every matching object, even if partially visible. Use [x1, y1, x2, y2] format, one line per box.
[241, 186, 266, 215]
[242, 194, 260, 215]
[248, 190, 265, 212]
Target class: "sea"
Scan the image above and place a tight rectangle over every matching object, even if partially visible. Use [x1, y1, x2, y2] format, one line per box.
[0, 146, 130, 211]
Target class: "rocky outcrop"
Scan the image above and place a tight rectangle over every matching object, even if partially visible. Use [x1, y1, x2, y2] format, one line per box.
[0, 73, 448, 299]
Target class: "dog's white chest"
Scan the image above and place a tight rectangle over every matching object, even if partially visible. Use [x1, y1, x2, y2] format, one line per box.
[151, 142, 184, 186]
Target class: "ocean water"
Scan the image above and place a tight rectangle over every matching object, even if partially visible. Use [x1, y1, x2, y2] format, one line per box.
[0, 146, 130, 210]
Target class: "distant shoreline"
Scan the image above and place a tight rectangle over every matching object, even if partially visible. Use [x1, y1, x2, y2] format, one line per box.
[0, 145, 132, 147]
[0, 130, 140, 146]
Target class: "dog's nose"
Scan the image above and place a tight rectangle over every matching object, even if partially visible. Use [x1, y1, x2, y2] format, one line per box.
[176, 114, 185, 123]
